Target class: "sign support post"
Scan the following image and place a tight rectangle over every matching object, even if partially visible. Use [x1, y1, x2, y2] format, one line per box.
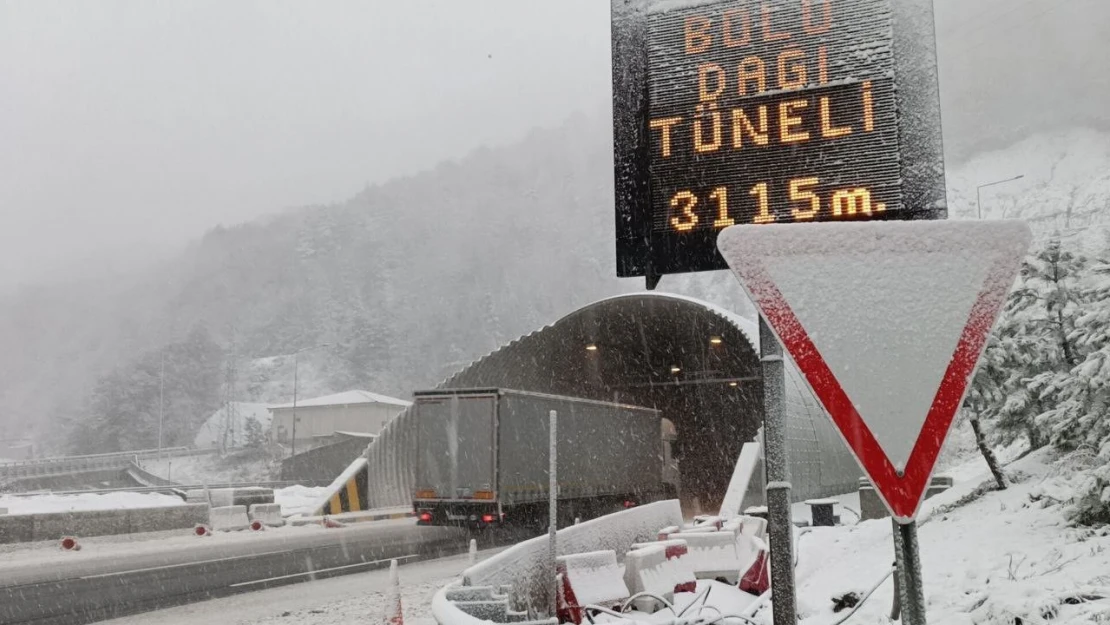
[548, 409, 559, 618]
[897, 520, 927, 625]
[759, 317, 797, 625]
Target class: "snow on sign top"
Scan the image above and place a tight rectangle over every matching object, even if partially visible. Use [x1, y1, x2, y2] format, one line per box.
[718, 220, 1031, 522]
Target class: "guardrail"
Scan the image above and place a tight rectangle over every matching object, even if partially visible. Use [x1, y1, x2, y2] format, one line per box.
[0, 447, 217, 480]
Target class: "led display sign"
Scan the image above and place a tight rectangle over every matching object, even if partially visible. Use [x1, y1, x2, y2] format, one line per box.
[612, 0, 947, 287]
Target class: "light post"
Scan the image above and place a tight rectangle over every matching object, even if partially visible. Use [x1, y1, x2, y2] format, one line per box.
[977, 175, 1024, 219]
[290, 343, 331, 457]
[158, 351, 165, 458]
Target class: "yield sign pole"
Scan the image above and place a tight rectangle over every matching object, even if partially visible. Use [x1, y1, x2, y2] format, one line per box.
[719, 220, 1031, 625]
[759, 317, 797, 625]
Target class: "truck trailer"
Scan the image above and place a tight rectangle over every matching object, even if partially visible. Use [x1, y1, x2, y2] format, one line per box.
[412, 388, 675, 527]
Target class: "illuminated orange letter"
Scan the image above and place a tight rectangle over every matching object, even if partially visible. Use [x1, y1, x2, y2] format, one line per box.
[832, 188, 883, 216]
[723, 9, 751, 47]
[820, 97, 852, 138]
[650, 117, 682, 157]
[777, 48, 807, 90]
[761, 4, 791, 42]
[694, 104, 723, 153]
[737, 57, 767, 96]
[698, 64, 726, 102]
[685, 16, 713, 54]
[779, 99, 809, 143]
[802, 0, 833, 35]
[732, 106, 770, 148]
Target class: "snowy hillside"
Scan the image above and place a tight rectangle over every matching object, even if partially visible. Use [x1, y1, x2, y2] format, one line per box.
[948, 128, 1110, 251]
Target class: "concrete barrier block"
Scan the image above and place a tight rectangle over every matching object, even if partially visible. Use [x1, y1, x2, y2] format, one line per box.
[0, 514, 34, 544]
[33, 509, 130, 541]
[210, 505, 250, 531]
[128, 504, 210, 533]
[248, 503, 285, 527]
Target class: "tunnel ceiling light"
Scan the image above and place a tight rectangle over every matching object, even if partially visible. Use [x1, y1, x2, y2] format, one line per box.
[710, 336, 723, 345]
[729, 381, 738, 387]
[585, 344, 598, 352]
[670, 366, 681, 374]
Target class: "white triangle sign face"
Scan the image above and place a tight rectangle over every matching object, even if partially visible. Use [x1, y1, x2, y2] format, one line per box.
[718, 220, 1031, 523]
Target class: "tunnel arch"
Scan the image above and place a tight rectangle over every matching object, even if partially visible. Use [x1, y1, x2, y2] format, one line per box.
[364, 293, 861, 513]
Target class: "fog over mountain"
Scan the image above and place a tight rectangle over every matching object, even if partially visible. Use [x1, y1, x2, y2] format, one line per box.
[1, 0, 1108, 450]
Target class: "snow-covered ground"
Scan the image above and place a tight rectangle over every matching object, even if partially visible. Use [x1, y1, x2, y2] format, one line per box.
[0, 491, 185, 514]
[789, 449, 1110, 624]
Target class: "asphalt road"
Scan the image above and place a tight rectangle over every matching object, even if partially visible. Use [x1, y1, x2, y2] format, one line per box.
[0, 521, 470, 625]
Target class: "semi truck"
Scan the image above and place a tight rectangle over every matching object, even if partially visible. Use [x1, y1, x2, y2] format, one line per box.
[412, 388, 676, 528]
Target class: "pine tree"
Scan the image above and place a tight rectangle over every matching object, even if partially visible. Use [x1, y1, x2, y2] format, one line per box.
[1036, 253, 1110, 457]
[996, 239, 1086, 450]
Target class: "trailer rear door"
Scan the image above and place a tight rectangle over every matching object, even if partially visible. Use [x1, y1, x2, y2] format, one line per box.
[415, 393, 497, 500]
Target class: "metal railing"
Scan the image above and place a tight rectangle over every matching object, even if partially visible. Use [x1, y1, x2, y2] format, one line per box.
[0, 447, 217, 479]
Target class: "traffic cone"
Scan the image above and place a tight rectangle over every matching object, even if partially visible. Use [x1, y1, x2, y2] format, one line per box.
[385, 559, 404, 625]
[60, 536, 81, 551]
[250, 519, 265, 531]
[322, 516, 343, 529]
[194, 524, 212, 537]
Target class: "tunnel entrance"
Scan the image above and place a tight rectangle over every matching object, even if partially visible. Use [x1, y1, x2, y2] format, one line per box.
[439, 294, 764, 513]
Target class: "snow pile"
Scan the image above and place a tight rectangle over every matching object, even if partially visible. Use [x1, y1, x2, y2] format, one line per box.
[274, 485, 329, 517]
[0, 491, 185, 515]
[139, 450, 278, 485]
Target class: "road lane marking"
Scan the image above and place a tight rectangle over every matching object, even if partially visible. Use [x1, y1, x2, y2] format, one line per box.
[228, 553, 419, 587]
[79, 550, 295, 581]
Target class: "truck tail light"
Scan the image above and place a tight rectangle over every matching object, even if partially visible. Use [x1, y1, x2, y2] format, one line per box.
[623, 500, 637, 508]
[419, 511, 433, 523]
[415, 490, 437, 499]
[481, 514, 495, 523]
[474, 490, 495, 500]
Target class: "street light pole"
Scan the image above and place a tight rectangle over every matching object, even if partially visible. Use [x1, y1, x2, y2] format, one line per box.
[158, 351, 165, 458]
[289, 343, 331, 458]
[977, 175, 1024, 219]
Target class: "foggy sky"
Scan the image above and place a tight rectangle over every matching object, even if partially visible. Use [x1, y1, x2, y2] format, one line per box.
[2, 0, 1108, 289]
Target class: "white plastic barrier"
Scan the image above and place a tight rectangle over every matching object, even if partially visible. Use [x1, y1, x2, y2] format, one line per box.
[738, 515, 767, 542]
[556, 550, 629, 624]
[671, 531, 745, 584]
[624, 540, 696, 612]
[462, 500, 683, 616]
[248, 503, 285, 527]
[209, 505, 249, 531]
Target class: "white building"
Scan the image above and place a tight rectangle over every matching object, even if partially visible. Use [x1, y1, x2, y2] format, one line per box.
[269, 390, 411, 450]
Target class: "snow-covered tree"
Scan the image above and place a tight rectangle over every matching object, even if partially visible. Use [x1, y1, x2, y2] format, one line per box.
[1035, 252, 1110, 458]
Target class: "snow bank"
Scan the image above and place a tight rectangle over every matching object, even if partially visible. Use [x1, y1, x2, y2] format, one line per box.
[0, 491, 185, 515]
[461, 500, 683, 614]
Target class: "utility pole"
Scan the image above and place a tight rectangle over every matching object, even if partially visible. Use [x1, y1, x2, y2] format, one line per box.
[290, 343, 330, 457]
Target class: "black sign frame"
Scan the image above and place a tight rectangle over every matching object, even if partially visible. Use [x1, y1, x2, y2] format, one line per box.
[611, 0, 947, 289]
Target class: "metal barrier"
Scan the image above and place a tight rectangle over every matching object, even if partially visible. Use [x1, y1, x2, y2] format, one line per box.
[0, 447, 217, 480]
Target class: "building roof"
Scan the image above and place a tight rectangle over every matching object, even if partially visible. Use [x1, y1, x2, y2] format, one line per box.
[270, 390, 412, 410]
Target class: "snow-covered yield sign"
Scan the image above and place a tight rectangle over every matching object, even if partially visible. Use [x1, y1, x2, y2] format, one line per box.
[718, 220, 1031, 522]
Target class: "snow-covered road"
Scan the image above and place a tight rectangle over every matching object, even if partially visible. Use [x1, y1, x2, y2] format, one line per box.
[99, 546, 506, 625]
